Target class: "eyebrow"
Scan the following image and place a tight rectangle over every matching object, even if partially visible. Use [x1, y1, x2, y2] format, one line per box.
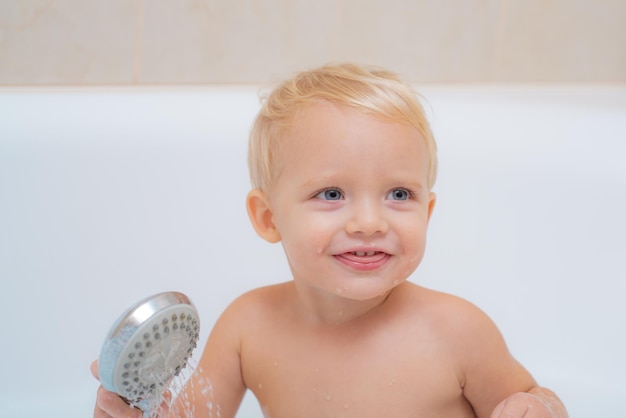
[299, 175, 337, 190]
[300, 175, 427, 193]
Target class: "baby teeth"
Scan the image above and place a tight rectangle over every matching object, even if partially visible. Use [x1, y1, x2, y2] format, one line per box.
[353, 251, 377, 256]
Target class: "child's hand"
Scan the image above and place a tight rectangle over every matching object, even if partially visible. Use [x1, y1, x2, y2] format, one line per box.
[490, 391, 561, 418]
[91, 360, 143, 418]
[91, 360, 172, 418]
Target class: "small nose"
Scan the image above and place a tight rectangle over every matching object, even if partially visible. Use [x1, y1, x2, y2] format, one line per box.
[345, 199, 388, 236]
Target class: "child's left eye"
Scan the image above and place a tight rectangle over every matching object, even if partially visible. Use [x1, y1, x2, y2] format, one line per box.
[387, 188, 411, 200]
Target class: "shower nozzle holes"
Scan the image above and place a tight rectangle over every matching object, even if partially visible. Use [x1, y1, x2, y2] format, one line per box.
[99, 291, 200, 411]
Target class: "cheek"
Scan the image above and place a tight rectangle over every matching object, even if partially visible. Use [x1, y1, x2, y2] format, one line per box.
[398, 240, 427, 280]
[281, 218, 339, 269]
[399, 219, 429, 257]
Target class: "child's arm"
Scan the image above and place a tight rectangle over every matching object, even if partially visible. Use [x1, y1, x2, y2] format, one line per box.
[178, 304, 247, 417]
[450, 298, 567, 418]
[168, 298, 248, 418]
[91, 299, 247, 418]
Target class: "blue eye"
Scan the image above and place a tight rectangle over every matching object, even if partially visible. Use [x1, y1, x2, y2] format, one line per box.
[387, 188, 411, 200]
[316, 188, 343, 200]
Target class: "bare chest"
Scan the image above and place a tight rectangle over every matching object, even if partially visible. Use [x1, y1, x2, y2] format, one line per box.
[240, 327, 475, 418]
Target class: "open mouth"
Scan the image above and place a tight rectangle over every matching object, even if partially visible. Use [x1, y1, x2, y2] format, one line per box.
[335, 251, 390, 270]
[351, 251, 379, 257]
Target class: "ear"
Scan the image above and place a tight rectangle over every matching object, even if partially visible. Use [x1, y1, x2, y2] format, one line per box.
[427, 192, 436, 223]
[246, 189, 281, 243]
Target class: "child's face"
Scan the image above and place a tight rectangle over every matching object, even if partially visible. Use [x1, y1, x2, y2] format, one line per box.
[264, 101, 435, 302]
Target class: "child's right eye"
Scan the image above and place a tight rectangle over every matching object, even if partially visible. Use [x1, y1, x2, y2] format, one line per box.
[315, 188, 343, 200]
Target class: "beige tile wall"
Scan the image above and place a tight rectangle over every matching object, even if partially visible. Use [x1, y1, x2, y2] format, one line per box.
[1, 0, 624, 85]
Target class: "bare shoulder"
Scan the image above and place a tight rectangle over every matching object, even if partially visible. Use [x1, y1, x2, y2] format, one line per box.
[216, 282, 294, 329]
[399, 283, 497, 331]
[228, 282, 292, 310]
[395, 284, 510, 360]
[401, 284, 536, 416]
[196, 282, 293, 382]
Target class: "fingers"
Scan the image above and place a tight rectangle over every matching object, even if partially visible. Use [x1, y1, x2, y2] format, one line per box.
[490, 400, 505, 418]
[490, 399, 530, 418]
[490, 392, 553, 418]
[157, 390, 172, 415]
[94, 385, 143, 418]
[91, 360, 99, 380]
[92, 359, 142, 418]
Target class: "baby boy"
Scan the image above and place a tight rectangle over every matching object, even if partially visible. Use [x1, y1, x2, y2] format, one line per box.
[92, 63, 568, 418]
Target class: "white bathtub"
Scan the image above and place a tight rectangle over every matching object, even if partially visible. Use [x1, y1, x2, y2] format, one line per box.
[0, 85, 624, 417]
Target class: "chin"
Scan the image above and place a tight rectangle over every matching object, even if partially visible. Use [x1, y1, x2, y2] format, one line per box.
[334, 278, 402, 301]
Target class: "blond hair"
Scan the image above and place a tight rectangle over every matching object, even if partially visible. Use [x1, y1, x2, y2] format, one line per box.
[248, 63, 438, 194]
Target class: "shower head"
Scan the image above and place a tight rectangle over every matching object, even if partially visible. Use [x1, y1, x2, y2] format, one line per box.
[98, 291, 200, 415]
